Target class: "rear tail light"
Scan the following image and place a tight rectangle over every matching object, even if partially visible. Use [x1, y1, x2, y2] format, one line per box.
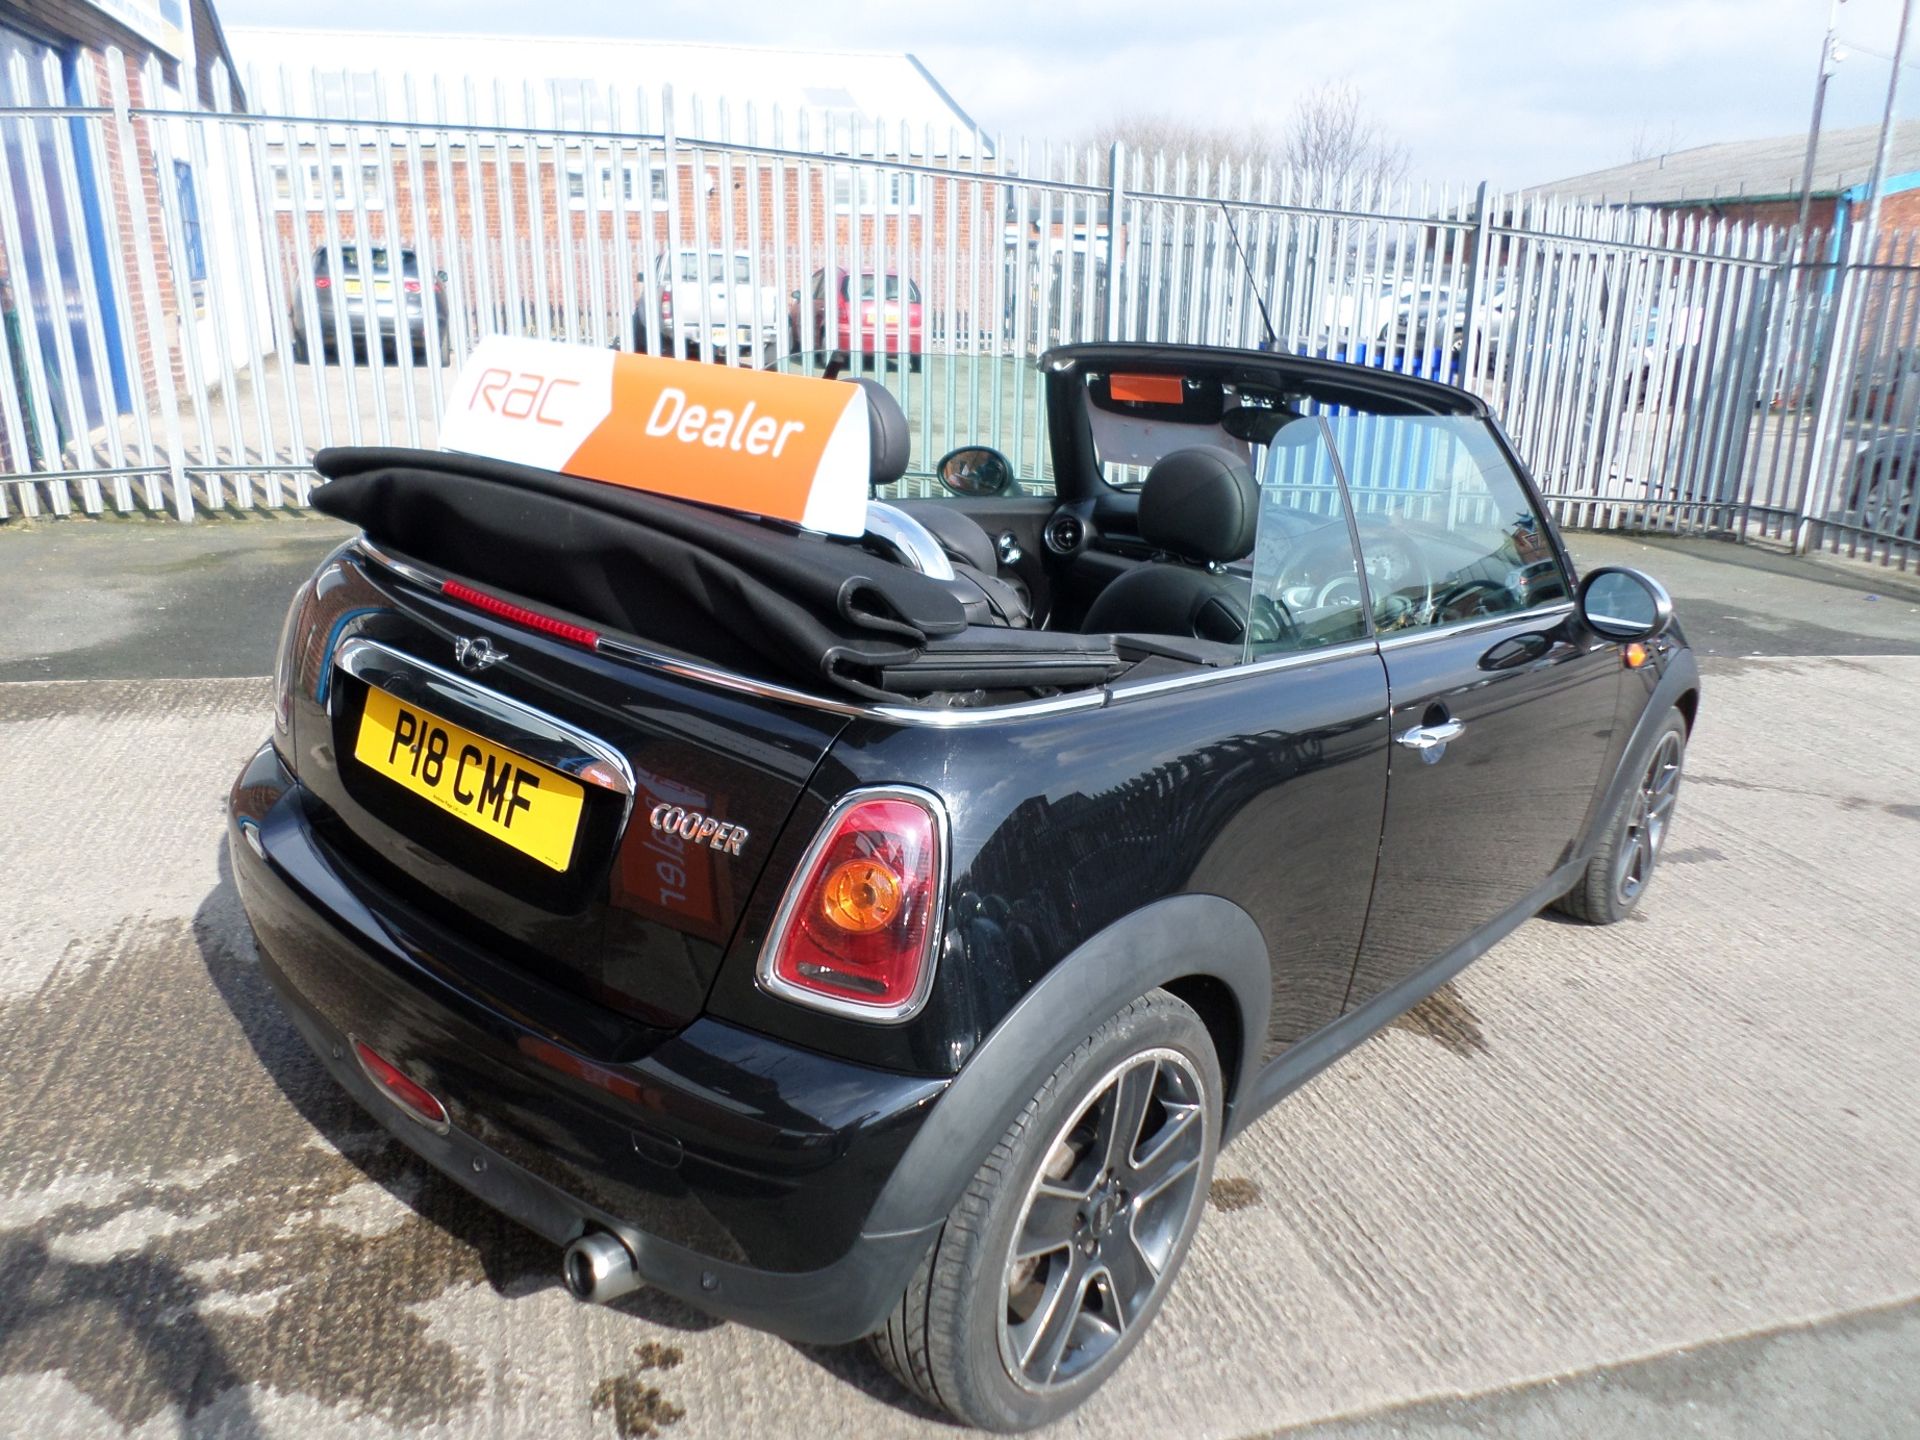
[352, 1038, 450, 1132]
[759, 787, 947, 1022]
[315, 275, 331, 289]
[403, 278, 422, 294]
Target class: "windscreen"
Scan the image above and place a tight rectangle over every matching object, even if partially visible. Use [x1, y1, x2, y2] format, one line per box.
[1321, 414, 1569, 631]
[772, 350, 1055, 500]
[1079, 369, 1250, 489]
[847, 274, 919, 301]
[676, 253, 754, 284]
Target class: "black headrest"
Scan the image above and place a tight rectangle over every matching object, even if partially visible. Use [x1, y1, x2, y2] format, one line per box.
[1138, 447, 1258, 564]
[851, 378, 910, 488]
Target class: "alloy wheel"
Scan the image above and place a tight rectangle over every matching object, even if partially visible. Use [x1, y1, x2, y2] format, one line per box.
[998, 1047, 1210, 1392]
[1613, 730, 1683, 905]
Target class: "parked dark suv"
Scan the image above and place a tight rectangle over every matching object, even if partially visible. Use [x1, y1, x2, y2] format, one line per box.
[290, 245, 451, 366]
[229, 341, 1696, 1430]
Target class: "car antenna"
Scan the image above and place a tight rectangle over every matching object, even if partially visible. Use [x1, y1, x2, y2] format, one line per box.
[1219, 201, 1281, 352]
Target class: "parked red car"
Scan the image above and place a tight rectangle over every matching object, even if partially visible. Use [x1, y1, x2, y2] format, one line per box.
[790, 268, 923, 371]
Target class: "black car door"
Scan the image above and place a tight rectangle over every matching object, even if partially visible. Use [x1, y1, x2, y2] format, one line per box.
[1332, 417, 1622, 1010]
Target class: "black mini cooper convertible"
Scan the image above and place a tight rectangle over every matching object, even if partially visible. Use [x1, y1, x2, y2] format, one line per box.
[229, 342, 1697, 1430]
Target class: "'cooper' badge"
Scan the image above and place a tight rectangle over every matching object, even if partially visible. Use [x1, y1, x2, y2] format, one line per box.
[650, 803, 748, 857]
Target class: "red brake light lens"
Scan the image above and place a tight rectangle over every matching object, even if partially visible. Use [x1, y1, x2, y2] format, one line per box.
[403, 278, 422, 293]
[314, 275, 331, 289]
[352, 1038, 449, 1131]
[442, 579, 600, 649]
[762, 791, 945, 1020]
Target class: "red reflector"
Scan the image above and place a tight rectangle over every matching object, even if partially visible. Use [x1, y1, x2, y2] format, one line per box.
[315, 275, 331, 289]
[443, 579, 600, 649]
[403, 278, 422, 293]
[352, 1039, 449, 1131]
[762, 790, 945, 1020]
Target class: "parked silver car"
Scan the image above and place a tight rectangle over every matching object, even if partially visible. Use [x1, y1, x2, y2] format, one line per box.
[632, 249, 782, 367]
[290, 246, 451, 366]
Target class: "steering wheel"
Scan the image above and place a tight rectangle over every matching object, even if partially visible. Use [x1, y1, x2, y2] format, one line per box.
[1247, 591, 1297, 647]
[1352, 525, 1432, 629]
[1429, 577, 1514, 622]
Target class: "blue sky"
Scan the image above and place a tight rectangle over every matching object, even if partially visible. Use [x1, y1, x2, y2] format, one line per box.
[219, 0, 1917, 186]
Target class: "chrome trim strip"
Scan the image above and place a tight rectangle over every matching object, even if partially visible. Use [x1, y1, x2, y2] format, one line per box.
[357, 536, 1105, 728]
[1106, 636, 1381, 703]
[865, 501, 957, 580]
[593, 635, 1111, 726]
[356, 534, 1583, 721]
[334, 637, 637, 798]
[356, 538, 445, 594]
[1372, 602, 1576, 652]
[754, 784, 950, 1025]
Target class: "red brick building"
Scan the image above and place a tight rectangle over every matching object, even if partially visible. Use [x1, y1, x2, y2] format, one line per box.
[1538, 119, 1920, 260]
[1, 0, 248, 474]
[228, 29, 1003, 344]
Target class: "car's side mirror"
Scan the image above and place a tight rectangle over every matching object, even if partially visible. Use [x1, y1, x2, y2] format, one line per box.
[435, 269, 448, 284]
[937, 445, 1014, 498]
[1578, 566, 1673, 640]
[790, 289, 802, 302]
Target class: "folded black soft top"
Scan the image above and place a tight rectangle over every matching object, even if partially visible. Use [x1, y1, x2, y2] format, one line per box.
[311, 447, 1121, 702]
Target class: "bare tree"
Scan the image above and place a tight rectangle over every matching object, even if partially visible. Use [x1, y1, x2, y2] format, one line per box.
[1281, 81, 1410, 201]
[1626, 120, 1688, 164]
[1082, 113, 1281, 177]
[1084, 81, 1408, 199]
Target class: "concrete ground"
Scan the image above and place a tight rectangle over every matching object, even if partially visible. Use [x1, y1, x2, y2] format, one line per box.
[1, 520, 1918, 1439]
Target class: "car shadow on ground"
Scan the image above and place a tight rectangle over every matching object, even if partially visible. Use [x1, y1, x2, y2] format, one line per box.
[0, 1235, 267, 1439]
[191, 838, 948, 1423]
[193, 841, 721, 1330]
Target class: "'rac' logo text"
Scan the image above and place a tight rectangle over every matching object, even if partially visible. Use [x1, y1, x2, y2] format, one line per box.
[467, 369, 578, 426]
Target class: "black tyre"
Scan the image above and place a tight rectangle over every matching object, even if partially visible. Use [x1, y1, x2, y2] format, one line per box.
[1555, 707, 1687, 924]
[872, 989, 1219, 1432]
[290, 329, 309, 365]
[909, 353, 923, 374]
[1852, 463, 1916, 534]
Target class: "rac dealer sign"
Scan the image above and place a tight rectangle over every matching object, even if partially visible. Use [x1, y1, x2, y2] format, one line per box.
[438, 335, 872, 536]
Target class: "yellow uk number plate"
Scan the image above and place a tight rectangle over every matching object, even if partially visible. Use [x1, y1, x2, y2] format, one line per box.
[354, 687, 585, 871]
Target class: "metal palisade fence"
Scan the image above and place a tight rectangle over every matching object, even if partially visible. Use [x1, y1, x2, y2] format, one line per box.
[2, 53, 1918, 569]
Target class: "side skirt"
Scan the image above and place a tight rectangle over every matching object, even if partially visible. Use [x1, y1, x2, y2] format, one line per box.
[1230, 856, 1584, 1138]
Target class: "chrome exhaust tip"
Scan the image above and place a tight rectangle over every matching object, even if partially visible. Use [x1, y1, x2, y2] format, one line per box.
[563, 1230, 642, 1304]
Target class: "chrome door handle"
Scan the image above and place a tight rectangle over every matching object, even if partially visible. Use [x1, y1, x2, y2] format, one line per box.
[1396, 719, 1465, 751]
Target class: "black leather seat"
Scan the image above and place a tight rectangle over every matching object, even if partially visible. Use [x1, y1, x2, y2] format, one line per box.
[1081, 448, 1259, 642]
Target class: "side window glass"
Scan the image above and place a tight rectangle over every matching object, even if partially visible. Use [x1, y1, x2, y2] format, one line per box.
[1245, 417, 1370, 662]
[1328, 416, 1570, 633]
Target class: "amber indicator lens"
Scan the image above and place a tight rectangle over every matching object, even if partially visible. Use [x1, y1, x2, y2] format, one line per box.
[820, 858, 904, 933]
[1623, 641, 1651, 669]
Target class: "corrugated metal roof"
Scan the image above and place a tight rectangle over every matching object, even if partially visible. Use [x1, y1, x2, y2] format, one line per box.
[1535, 120, 1920, 205]
[227, 27, 986, 155]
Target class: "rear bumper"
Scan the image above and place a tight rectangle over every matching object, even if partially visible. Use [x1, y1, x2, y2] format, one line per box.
[301, 306, 433, 345]
[229, 741, 945, 1343]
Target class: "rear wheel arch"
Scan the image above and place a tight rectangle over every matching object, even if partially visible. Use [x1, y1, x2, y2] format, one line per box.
[860, 893, 1269, 1241]
[1158, 971, 1244, 1122]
